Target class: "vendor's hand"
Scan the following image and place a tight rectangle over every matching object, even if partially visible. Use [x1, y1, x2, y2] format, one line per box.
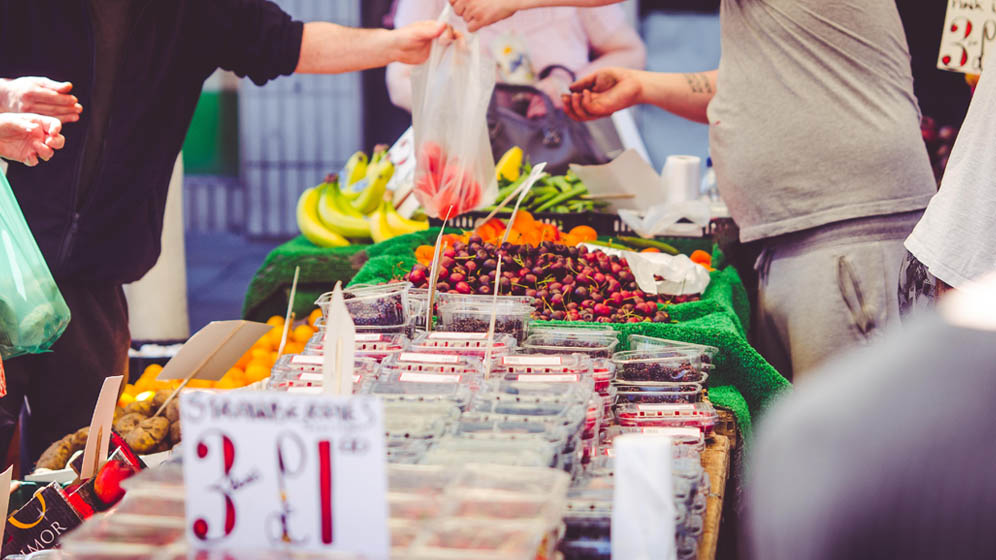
[526, 75, 570, 119]
[450, 0, 523, 32]
[563, 67, 642, 122]
[0, 113, 65, 167]
[0, 77, 82, 123]
[389, 21, 453, 65]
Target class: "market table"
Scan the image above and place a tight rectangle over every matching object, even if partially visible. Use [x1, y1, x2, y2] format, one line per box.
[699, 408, 737, 560]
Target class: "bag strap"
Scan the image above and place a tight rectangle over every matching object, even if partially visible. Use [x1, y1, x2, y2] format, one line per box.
[538, 64, 577, 82]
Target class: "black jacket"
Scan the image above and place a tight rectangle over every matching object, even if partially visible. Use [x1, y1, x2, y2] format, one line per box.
[0, 0, 303, 284]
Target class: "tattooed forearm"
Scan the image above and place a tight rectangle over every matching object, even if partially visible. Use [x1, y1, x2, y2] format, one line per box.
[683, 73, 713, 94]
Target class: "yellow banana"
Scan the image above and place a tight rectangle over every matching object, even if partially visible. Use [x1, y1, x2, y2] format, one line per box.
[369, 201, 396, 244]
[343, 151, 368, 187]
[351, 158, 394, 215]
[385, 202, 429, 235]
[496, 146, 523, 181]
[317, 183, 372, 240]
[297, 186, 349, 248]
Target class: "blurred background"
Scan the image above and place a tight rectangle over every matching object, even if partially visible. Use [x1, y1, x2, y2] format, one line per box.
[169, 0, 971, 335]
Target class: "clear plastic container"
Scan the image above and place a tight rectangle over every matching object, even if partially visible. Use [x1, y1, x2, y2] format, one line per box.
[493, 354, 593, 379]
[409, 519, 546, 560]
[612, 350, 710, 383]
[436, 292, 536, 308]
[590, 358, 615, 393]
[521, 332, 619, 359]
[628, 334, 718, 364]
[408, 287, 430, 331]
[614, 402, 718, 433]
[387, 464, 453, 495]
[420, 439, 556, 469]
[381, 351, 486, 377]
[468, 395, 585, 426]
[302, 332, 407, 361]
[384, 412, 452, 443]
[409, 331, 517, 358]
[607, 426, 706, 454]
[614, 383, 704, 405]
[316, 282, 410, 327]
[437, 301, 533, 343]
[362, 372, 475, 409]
[267, 356, 378, 393]
[528, 323, 617, 339]
[484, 378, 593, 401]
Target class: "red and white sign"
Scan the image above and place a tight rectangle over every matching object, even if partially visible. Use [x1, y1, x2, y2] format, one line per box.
[181, 391, 388, 557]
[938, 1, 996, 74]
[502, 355, 563, 367]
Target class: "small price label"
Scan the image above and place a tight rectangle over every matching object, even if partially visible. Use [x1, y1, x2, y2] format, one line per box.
[636, 404, 697, 413]
[516, 374, 579, 383]
[938, 0, 996, 73]
[291, 355, 323, 366]
[639, 427, 702, 439]
[427, 332, 488, 340]
[399, 372, 461, 384]
[502, 355, 563, 366]
[354, 334, 386, 342]
[398, 352, 460, 364]
[181, 392, 388, 557]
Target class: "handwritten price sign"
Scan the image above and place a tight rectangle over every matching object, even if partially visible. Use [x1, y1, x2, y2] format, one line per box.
[938, 0, 996, 73]
[180, 391, 388, 558]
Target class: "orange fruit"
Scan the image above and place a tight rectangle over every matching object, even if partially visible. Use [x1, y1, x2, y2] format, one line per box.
[214, 376, 241, 390]
[245, 363, 270, 383]
[308, 308, 323, 327]
[121, 383, 138, 397]
[510, 210, 535, 232]
[266, 315, 285, 327]
[135, 390, 156, 403]
[283, 341, 306, 356]
[235, 351, 252, 370]
[117, 393, 135, 407]
[250, 349, 276, 368]
[641, 247, 661, 253]
[568, 225, 597, 243]
[292, 324, 315, 344]
[187, 379, 214, 389]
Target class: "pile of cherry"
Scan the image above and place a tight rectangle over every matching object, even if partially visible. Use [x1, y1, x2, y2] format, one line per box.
[404, 235, 699, 323]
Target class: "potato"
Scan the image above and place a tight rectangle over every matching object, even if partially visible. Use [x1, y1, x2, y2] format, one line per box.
[124, 417, 170, 454]
[124, 399, 154, 417]
[152, 389, 173, 408]
[70, 426, 89, 453]
[165, 399, 180, 423]
[169, 421, 182, 446]
[36, 436, 73, 470]
[113, 413, 144, 435]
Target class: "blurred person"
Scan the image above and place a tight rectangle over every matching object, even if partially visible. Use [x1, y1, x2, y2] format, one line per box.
[457, 0, 937, 380]
[386, 0, 645, 115]
[0, 0, 447, 466]
[900, 69, 996, 315]
[748, 272, 996, 560]
[0, 113, 65, 167]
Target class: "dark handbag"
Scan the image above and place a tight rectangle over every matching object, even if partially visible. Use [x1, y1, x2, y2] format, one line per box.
[487, 66, 609, 175]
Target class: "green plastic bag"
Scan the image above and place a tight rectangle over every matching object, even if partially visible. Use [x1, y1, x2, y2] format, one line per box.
[0, 171, 70, 359]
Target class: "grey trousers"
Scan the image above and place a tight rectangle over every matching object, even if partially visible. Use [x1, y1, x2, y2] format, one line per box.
[754, 211, 923, 382]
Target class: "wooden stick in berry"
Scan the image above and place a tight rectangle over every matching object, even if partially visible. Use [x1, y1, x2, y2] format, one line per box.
[484, 164, 547, 377]
[277, 266, 301, 357]
[425, 205, 455, 333]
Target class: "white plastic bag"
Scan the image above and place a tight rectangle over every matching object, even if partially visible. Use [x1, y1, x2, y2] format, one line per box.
[411, 5, 498, 218]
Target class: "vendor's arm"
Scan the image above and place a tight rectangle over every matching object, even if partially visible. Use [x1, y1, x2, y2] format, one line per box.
[563, 68, 717, 124]
[296, 21, 446, 74]
[451, 0, 621, 31]
[0, 113, 65, 167]
[0, 77, 82, 123]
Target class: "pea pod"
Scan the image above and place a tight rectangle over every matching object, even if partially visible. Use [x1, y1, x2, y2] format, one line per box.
[617, 236, 680, 255]
[534, 185, 588, 212]
[585, 239, 637, 252]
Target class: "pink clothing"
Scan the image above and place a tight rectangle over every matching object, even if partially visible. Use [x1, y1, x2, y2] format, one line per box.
[394, 0, 629, 77]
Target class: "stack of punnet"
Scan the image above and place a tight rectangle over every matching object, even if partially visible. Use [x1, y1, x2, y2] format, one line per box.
[261, 283, 719, 559]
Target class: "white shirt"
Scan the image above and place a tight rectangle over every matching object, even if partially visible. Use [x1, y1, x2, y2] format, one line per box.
[906, 69, 996, 288]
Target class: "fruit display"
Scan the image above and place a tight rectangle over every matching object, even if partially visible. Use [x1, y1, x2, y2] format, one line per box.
[405, 236, 699, 324]
[295, 146, 429, 248]
[921, 116, 960, 183]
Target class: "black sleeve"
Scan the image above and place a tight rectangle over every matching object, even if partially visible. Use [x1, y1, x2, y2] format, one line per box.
[198, 0, 304, 86]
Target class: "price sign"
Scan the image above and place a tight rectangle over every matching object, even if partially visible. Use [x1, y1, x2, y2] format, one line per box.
[937, 0, 996, 73]
[180, 391, 388, 558]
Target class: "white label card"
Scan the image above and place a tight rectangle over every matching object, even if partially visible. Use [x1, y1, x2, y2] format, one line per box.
[636, 404, 697, 413]
[181, 391, 388, 558]
[502, 355, 563, 366]
[516, 374, 579, 383]
[937, 1, 996, 73]
[354, 334, 386, 342]
[399, 372, 461, 384]
[427, 332, 488, 340]
[292, 355, 324, 366]
[398, 352, 460, 364]
[639, 427, 702, 439]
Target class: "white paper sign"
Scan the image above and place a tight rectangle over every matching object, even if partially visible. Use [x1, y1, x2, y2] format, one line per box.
[937, 1, 996, 74]
[181, 391, 388, 558]
[612, 434, 676, 560]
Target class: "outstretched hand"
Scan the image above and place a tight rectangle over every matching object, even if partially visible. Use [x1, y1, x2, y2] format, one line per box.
[390, 21, 460, 65]
[562, 67, 643, 122]
[0, 113, 66, 167]
[0, 77, 82, 123]
[449, 0, 521, 32]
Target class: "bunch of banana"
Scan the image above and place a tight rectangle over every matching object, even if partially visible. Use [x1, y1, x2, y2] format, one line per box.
[296, 148, 429, 248]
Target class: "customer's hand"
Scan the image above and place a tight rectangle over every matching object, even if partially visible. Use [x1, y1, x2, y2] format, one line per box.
[563, 68, 642, 121]
[450, 0, 522, 32]
[389, 21, 454, 65]
[0, 77, 82, 123]
[0, 113, 65, 167]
